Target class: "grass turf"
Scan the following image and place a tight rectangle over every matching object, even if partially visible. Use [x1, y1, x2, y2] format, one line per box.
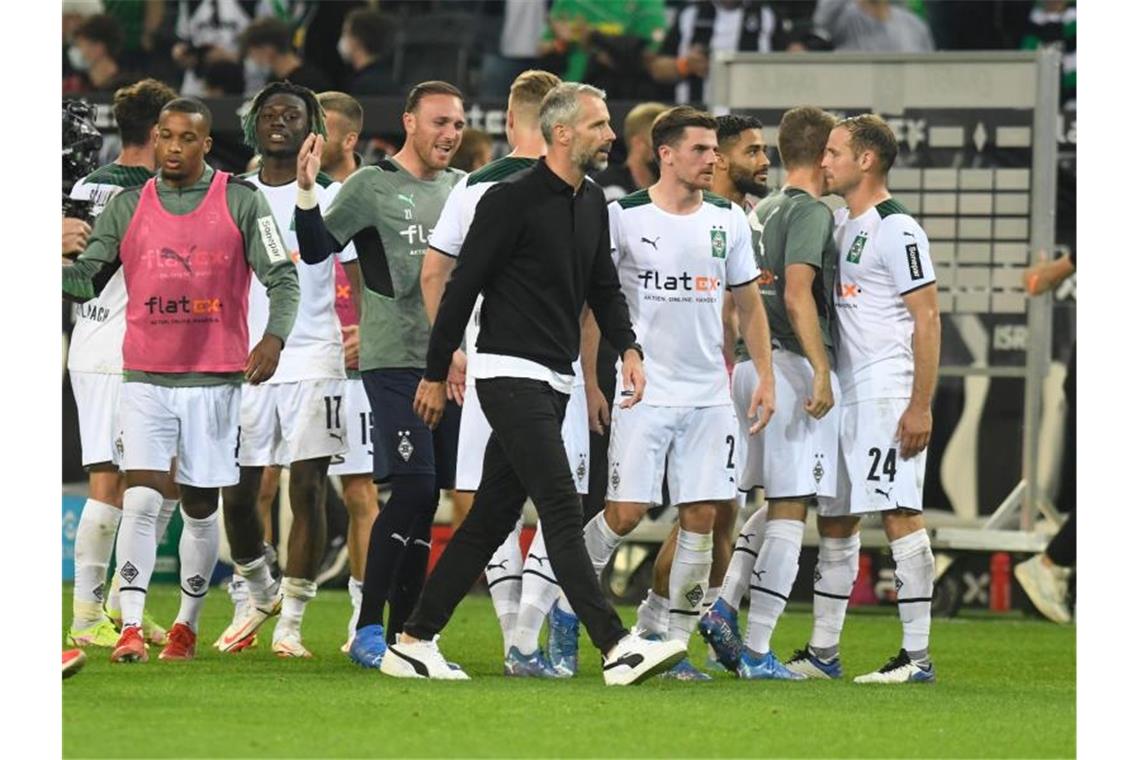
[63, 585, 1074, 758]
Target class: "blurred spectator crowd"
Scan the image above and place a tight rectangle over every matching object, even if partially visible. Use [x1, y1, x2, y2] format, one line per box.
[63, 0, 1075, 108]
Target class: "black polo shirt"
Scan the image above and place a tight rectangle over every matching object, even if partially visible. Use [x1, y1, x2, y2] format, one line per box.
[425, 158, 637, 382]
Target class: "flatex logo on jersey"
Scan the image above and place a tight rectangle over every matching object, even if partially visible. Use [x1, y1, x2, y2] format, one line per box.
[398, 224, 435, 256]
[637, 270, 722, 304]
[835, 279, 861, 309]
[144, 295, 224, 319]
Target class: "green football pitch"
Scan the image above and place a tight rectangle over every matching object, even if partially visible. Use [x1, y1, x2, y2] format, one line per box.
[62, 585, 1074, 758]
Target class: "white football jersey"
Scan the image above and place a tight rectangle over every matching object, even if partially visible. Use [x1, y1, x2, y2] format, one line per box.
[67, 163, 154, 374]
[833, 198, 937, 404]
[245, 174, 356, 383]
[609, 189, 759, 407]
[429, 156, 585, 387]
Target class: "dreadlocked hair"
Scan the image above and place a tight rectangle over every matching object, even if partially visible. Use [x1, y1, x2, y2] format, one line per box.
[241, 81, 326, 150]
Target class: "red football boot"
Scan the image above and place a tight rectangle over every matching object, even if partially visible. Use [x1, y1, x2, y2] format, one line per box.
[62, 649, 87, 679]
[110, 625, 149, 663]
[159, 622, 197, 661]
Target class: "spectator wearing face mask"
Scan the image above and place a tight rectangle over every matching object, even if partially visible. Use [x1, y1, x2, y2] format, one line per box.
[338, 8, 402, 97]
[242, 16, 333, 94]
[66, 14, 138, 95]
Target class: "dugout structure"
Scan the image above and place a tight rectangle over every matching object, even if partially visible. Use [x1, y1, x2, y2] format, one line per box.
[710, 50, 1065, 554]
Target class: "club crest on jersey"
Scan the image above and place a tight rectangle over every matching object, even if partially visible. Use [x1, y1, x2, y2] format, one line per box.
[397, 430, 414, 462]
[846, 231, 868, 264]
[710, 227, 727, 259]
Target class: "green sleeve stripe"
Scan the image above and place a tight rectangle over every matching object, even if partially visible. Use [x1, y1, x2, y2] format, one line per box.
[703, 192, 732, 209]
[467, 157, 537, 185]
[316, 171, 335, 189]
[875, 198, 911, 218]
[616, 188, 652, 209]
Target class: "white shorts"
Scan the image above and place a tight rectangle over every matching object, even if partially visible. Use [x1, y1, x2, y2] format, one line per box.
[731, 352, 841, 499]
[455, 382, 591, 495]
[606, 403, 738, 505]
[70, 370, 123, 468]
[119, 382, 240, 487]
[329, 376, 373, 477]
[238, 378, 349, 467]
[818, 397, 927, 516]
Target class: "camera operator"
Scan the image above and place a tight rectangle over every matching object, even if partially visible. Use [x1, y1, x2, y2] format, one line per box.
[63, 78, 182, 650]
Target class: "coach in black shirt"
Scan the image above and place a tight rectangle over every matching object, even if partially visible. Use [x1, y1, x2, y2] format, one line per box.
[383, 83, 687, 686]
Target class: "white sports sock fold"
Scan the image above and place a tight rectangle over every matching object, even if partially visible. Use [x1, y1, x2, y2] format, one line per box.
[276, 577, 318, 639]
[235, 553, 278, 607]
[582, 512, 623, 579]
[744, 519, 804, 655]
[515, 524, 563, 653]
[667, 529, 714, 642]
[719, 506, 767, 610]
[116, 487, 164, 629]
[72, 499, 122, 625]
[891, 529, 934, 655]
[488, 520, 524, 656]
[636, 590, 669, 638]
[175, 508, 220, 632]
[810, 534, 860, 651]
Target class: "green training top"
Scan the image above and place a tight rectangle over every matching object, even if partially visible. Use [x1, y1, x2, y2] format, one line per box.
[740, 187, 838, 361]
[62, 165, 300, 387]
[542, 0, 667, 83]
[319, 158, 464, 372]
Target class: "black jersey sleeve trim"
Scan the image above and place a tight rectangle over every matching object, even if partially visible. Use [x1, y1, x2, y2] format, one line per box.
[727, 273, 762, 289]
[899, 280, 937, 296]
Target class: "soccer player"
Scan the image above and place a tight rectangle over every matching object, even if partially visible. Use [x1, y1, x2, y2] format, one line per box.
[63, 97, 300, 663]
[804, 113, 941, 683]
[213, 83, 357, 658]
[421, 70, 588, 677]
[632, 113, 772, 657]
[293, 81, 467, 668]
[580, 105, 776, 680]
[65, 78, 179, 649]
[387, 82, 686, 685]
[317, 90, 380, 650]
[701, 106, 842, 680]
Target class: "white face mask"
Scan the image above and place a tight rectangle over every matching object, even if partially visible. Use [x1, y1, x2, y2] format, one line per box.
[337, 36, 353, 64]
[68, 45, 89, 72]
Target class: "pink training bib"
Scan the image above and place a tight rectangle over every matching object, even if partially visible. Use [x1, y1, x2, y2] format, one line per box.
[333, 258, 359, 328]
[120, 170, 251, 373]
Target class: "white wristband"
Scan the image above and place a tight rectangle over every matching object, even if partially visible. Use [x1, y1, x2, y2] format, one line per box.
[296, 185, 318, 210]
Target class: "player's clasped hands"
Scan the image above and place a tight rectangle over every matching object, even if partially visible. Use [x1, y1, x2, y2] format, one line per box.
[896, 403, 932, 460]
[414, 378, 448, 429]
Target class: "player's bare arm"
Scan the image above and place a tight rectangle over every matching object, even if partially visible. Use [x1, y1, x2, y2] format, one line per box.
[898, 283, 940, 459]
[580, 307, 609, 432]
[1024, 251, 1075, 296]
[732, 282, 775, 434]
[784, 262, 834, 419]
[245, 333, 284, 385]
[721, 288, 739, 370]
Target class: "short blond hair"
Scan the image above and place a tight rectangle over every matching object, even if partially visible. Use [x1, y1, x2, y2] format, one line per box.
[317, 91, 363, 133]
[508, 69, 562, 124]
[624, 101, 669, 147]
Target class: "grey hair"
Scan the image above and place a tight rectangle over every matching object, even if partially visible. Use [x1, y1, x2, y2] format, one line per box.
[539, 83, 607, 143]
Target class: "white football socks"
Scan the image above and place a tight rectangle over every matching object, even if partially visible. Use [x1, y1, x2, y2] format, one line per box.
[157, 498, 179, 542]
[487, 519, 523, 657]
[891, 529, 934, 658]
[276, 577, 318, 641]
[347, 576, 363, 643]
[115, 486, 164, 629]
[72, 499, 121, 626]
[514, 524, 562, 654]
[174, 508, 220, 633]
[745, 519, 804, 655]
[582, 511, 623, 578]
[235, 553, 279, 608]
[718, 506, 768, 611]
[667, 529, 713, 643]
[635, 590, 669, 638]
[810, 534, 860, 654]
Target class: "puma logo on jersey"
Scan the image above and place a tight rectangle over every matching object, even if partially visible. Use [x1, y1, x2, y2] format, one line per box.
[641, 236, 660, 250]
[527, 553, 549, 567]
[486, 560, 509, 572]
[328, 432, 344, 443]
[874, 487, 893, 499]
[160, 246, 194, 273]
[397, 192, 415, 207]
